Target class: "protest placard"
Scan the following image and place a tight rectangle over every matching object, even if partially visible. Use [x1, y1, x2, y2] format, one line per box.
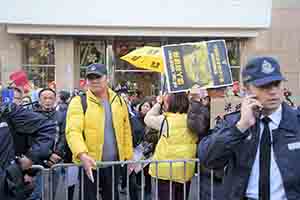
[162, 40, 233, 93]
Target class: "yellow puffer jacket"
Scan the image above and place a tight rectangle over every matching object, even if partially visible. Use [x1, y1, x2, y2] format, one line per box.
[66, 89, 133, 163]
[149, 112, 198, 183]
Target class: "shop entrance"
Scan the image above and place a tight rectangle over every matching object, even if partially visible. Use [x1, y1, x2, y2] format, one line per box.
[113, 38, 162, 97]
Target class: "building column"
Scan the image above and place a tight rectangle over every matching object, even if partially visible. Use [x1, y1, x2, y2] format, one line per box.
[73, 40, 81, 89]
[0, 24, 22, 86]
[55, 38, 77, 91]
[106, 39, 115, 88]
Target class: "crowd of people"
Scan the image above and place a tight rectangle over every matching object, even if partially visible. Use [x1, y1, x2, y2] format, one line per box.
[0, 57, 300, 200]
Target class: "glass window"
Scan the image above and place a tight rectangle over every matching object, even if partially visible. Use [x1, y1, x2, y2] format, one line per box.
[22, 38, 55, 88]
[114, 72, 161, 96]
[226, 40, 241, 81]
[226, 40, 240, 66]
[113, 39, 162, 96]
[114, 40, 161, 70]
[79, 41, 106, 78]
[166, 37, 208, 45]
[230, 67, 240, 81]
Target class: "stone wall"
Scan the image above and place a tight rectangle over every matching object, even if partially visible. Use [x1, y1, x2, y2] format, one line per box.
[242, 8, 300, 105]
[0, 24, 22, 85]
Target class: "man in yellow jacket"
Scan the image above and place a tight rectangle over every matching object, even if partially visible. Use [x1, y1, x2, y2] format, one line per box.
[66, 63, 133, 200]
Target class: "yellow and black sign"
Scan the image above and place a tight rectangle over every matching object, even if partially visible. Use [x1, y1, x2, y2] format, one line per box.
[162, 40, 233, 93]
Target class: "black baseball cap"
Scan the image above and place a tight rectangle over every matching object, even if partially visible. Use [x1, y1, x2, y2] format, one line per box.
[242, 57, 286, 87]
[86, 63, 107, 78]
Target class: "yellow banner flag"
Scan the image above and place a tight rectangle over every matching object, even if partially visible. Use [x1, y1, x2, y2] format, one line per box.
[121, 46, 164, 73]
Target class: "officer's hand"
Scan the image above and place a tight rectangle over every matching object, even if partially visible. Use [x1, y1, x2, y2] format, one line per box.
[79, 153, 96, 183]
[18, 156, 33, 171]
[47, 153, 62, 166]
[237, 95, 263, 132]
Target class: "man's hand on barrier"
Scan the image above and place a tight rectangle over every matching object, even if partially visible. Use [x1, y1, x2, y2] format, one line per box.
[79, 153, 96, 183]
[47, 153, 62, 166]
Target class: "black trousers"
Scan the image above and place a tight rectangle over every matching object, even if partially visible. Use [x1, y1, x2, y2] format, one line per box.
[120, 164, 127, 189]
[81, 166, 120, 200]
[157, 179, 190, 200]
[129, 166, 152, 200]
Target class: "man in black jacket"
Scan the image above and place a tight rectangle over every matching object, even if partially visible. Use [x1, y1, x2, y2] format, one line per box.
[199, 57, 300, 200]
[34, 88, 67, 165]
[0, 103, 55, 200]
[32, 88, 72, 200]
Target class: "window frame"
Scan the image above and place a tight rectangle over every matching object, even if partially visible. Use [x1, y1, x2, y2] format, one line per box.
[22, 37, 56, 88]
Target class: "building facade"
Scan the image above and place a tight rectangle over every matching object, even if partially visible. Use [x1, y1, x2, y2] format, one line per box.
[0, 0, 299, 103]
[242, 0, 300, 105]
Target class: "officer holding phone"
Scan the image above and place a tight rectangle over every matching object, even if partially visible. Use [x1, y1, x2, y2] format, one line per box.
[199, 57, 300, 200]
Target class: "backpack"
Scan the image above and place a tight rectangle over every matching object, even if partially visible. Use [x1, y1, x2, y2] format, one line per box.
[78, 92, 123, 115]
[79, 94, 87, 114]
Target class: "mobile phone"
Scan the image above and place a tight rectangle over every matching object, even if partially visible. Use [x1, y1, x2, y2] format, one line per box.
[245, 92, 263, 118]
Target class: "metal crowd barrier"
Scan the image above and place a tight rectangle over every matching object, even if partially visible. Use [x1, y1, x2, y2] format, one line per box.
[32, 159, 218, 200]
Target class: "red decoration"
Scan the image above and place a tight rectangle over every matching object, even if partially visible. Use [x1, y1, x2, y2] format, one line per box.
[80, 79, 86, 88]
[232, 81, 240, 96]
[23, 83, 31, 94]
[9, 70, 29, 87]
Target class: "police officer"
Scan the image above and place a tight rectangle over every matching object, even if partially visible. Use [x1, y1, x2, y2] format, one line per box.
[199, 57, 300, 200]
[0, 103, 55, 200]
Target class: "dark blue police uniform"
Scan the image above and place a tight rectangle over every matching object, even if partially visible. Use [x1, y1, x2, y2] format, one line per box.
[0, 103, 55, 200]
